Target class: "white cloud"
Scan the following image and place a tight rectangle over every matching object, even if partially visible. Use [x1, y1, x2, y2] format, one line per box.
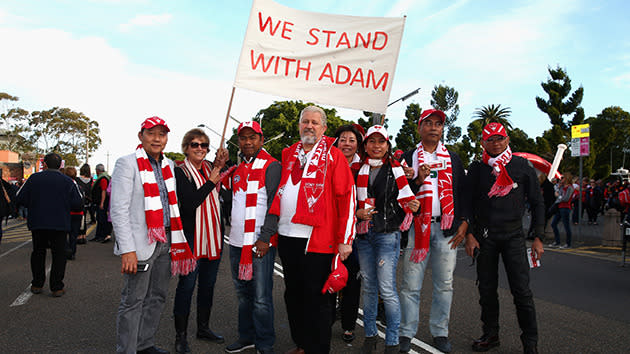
[118, 13, 173, 32]
[0, 26, 275, 168]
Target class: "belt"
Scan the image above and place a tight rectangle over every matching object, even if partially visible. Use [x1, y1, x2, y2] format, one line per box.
[165, 226, 171, 233]
[431, 216, 441, 223]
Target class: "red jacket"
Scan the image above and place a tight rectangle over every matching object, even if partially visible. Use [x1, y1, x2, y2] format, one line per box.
[270, 140, 356, 254]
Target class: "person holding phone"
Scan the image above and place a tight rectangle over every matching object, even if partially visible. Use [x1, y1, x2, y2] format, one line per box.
[111, 117, 196, 354]
[464, 122, 545, 354]
[398, 109, 470, 354]
[354, 125, 419, 354]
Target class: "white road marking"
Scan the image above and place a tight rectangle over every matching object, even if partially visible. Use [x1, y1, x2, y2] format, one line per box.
[0, 240, 31, 260]
[11, 265, 51, 307]
[225, 235, 441, 353]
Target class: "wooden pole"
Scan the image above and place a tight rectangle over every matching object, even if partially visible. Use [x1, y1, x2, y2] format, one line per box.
[380, 114, 386, 126]
[220, 87, 236, 147]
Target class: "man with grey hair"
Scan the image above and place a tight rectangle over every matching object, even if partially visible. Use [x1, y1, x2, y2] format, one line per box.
[91, 163, 112, 242]
[268, 105, 356, 353]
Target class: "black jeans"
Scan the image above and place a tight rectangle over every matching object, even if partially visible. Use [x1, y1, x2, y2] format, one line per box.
[95, 207, 111, 239]
[278, 235, 334, 354]
[31, 229, 67, 291]
[477, 233, 538, 347]
[66, 214, 82, 257]
[339, 247, 361, 331]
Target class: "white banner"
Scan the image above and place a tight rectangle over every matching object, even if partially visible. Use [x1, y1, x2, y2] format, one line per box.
[234, 0, 405, 114]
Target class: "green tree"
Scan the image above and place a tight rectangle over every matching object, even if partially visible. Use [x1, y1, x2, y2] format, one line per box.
[394, 103, 422, 152]
[430, 85, 461, 144]
[226, 101, 348, 161]
[29, 107, 101, 166]
[164, 152, 186, 162]
[535, 65, 584, 154]
[584, 106, 630, 179]
[508, 128, 537, 153]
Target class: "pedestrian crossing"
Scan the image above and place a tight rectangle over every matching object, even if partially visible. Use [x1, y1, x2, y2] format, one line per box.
[1, 221, 30, 243]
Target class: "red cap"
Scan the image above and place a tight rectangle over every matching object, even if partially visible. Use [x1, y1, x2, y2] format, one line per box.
[321, 254, 348, 294]
[237, 121, 263, 136]
[482, 122, 507, 140]
[352, 123, 366, 138]
[364, 125, 389, 141]
[419, 109, 446, 124]
[141, 116, 170, 132]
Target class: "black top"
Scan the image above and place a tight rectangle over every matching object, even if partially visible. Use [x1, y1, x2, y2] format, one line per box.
[467, 155, 545, 238]
[359, 162, 406, 235]
[402, 148, 470, 237]
[175, 166, 220, 250]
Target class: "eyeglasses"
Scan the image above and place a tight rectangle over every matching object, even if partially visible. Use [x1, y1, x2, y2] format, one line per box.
[189, 142, 209, 149]
[485, 136, 506, 143]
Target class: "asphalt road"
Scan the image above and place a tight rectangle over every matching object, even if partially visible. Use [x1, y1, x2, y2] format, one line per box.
[0, 220, 629, 353]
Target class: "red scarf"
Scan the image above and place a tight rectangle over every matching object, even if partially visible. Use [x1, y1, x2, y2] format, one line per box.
[179, 159, 222, 261]
[355, 158, 415, 234]
[237, 149, 276, 280]
[482, 146, 514, 198]
[411, 142, 454, 263]
[270, 136, 335, 226]
[135, 145, 195, 276]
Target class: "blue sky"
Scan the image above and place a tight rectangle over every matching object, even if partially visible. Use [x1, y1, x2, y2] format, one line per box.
[1, 0, 629, 168]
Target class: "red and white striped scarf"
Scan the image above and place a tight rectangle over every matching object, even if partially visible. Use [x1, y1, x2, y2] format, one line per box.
[356, 158, 415, 234]
[482, 145, 514, 198]
[181, 158, 222, 261]
[411, 142, 454, 263]
[270, 136, 335, 226]
[238, 149, 275, 280]
[135, 145, 195, 276]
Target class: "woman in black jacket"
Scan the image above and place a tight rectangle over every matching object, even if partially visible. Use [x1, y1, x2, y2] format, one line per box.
[354, 125, 419, 354]
[172, 128, 228, 353]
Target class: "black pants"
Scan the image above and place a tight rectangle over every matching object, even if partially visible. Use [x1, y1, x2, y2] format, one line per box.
[278, 235, 334, 354]
[339, 249, 361, 331]
[477, 233, 538, 347]
[95, 207, 111, 239]
[31, 229, 67, 291]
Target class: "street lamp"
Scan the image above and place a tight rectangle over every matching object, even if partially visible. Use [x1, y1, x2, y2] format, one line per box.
[372, 87, 421, 125]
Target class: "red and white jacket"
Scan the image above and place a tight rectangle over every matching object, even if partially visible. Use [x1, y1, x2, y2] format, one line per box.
[270, 140, 356, 254]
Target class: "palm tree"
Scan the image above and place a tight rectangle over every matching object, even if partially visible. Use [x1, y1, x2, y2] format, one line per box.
[467, 104, 513, 158]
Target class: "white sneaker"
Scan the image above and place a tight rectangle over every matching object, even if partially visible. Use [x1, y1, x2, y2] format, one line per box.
[559, 244, 570, 249]
[548, 243, 560, 248]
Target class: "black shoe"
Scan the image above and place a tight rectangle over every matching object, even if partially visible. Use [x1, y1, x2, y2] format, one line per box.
[174, 314, 190, 354]
[30, 286, 43, 294]
[137, 347, 170, 354]
[225, 339, 255, 353]
[472, 334, 500, 352]
[89, 237, 103, 242]
[342, 330, 355, 343]
[197, 328, 224, 343]
[524, 344, 538, 354]
[360, 336, 377, 354]
[77, 238, 87, 245]
[433, 336, 452, 353]
[399, 336, 411, 353]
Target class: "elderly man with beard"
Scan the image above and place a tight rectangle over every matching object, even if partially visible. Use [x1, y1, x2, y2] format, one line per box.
[269, 105, 356, 354]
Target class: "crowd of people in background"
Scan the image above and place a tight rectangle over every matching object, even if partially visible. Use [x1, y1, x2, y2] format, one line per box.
[6, 105, 630, 354]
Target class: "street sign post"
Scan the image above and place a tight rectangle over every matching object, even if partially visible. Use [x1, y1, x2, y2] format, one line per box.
[571, 124, 590, 243]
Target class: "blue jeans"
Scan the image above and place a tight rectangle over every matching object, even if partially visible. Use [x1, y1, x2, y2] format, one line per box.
[551, 208, 572, 247]
[229, 245, 276, 351]
[399, 222, 457, 338]
[356, 230, 401, 346]
[173, 253, 222, 317]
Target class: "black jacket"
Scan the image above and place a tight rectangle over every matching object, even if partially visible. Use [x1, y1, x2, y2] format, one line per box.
[16, 170, 83, 231]
[467, 155, 545, 238]
[359, 162, 406, 235]
[402, 148, 470, 237]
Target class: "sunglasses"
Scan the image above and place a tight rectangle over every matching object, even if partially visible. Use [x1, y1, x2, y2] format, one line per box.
[485, 136, 506, 143]
[189, 142, 209, 149]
